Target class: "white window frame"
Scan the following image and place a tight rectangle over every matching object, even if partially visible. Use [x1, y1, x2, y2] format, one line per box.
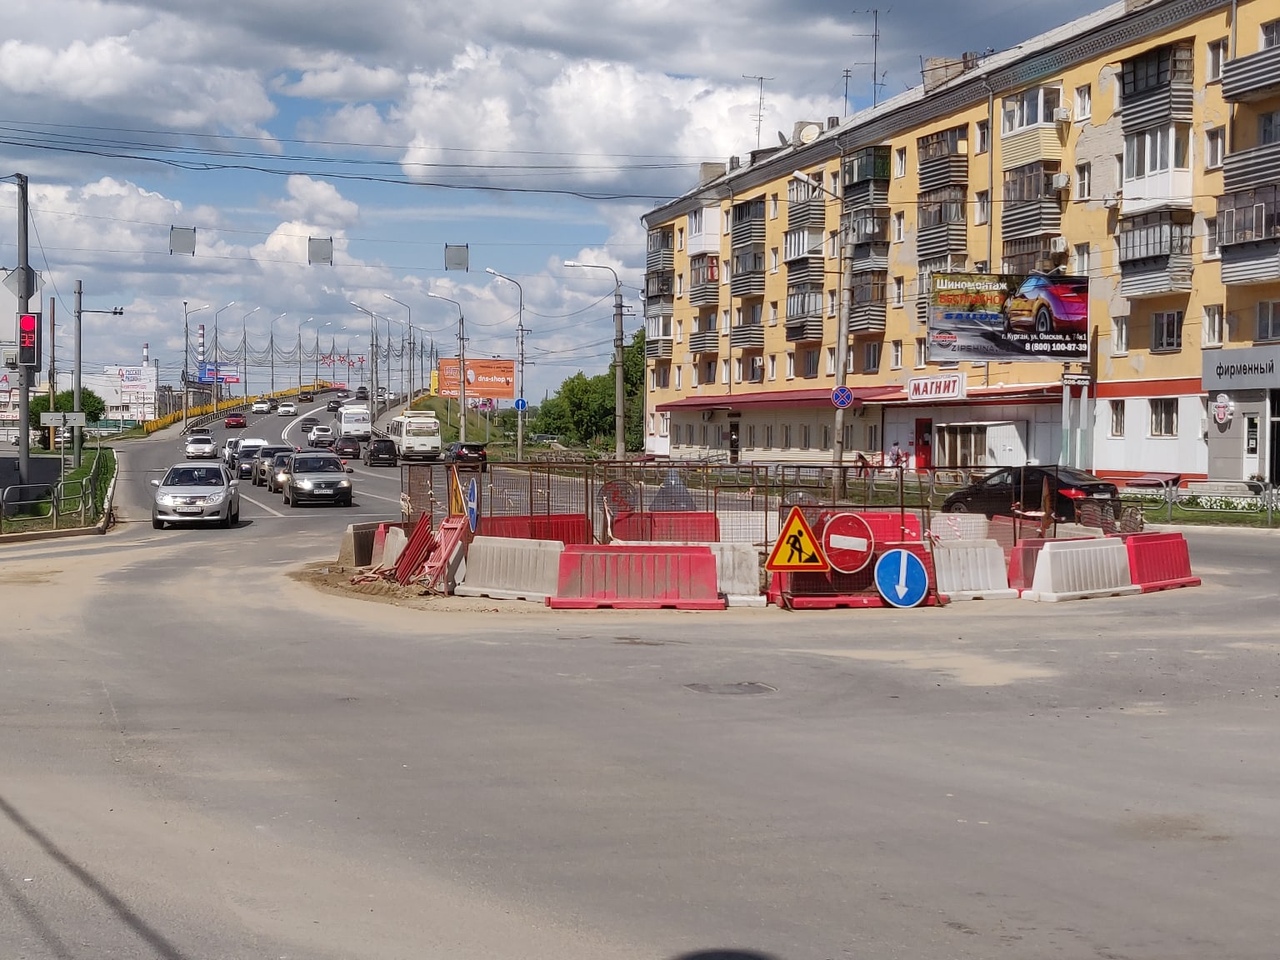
[721, 359, 730, 384]
[975, 190, 990, 225]
[863, 341, 881, 372]
[1075, 162, 1092, 201]
[1110, 399, 1125, 438]
[1205, 127, 1224, 169]
[1152, 310, 1184, 352]
[825, 347, 837, 375]
[769, 301, 778, 325]
[914, 338, 927, 369]
[975, 120, 990, 154]
[892, 211, 904, 242]
[785, 353, 796, 379]
[827, 290, 838, 317]
[1258, 301, 1280, 342]
[674, 365, 683, 389]
[1149, 398, 1178, 438]
[1001, 85, 1063, 136]
[1260, 110, 1280, 147]
[1074, 84, 1092, 121]
[1205, 216, 1219, 260]
[767, 354, 777, 380]
[1203, 303, 1223, 348]
[894, 147, 906, 178]
[893, 277, 905, 307]
[1207, 38, 1228, 82]
[1263, 19, 1280, 50]
[733, 357, 744, 383]
[890, 339, 903, 369]
[769, 193, 779, 219]
[1112, 315, 1129, 356]
[1074, 242, 1091, 276]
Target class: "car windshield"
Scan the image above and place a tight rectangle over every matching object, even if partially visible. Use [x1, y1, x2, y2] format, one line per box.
[188, 437, 213, 444]
[163, 468, 225, 486]
[293, 458, 343, 472]
[239, 447, 263, 459]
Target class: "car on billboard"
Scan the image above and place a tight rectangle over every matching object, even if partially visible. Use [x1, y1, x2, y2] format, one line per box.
[1002, 274, 1089, 335]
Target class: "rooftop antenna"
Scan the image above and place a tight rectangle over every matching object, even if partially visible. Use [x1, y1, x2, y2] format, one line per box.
[851, 9, 889, 107]
[743, 74, 774, 149]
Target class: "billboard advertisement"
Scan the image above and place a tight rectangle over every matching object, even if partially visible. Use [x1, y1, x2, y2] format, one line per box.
[437, 358, 515, 400]
[928, 273, 1090, 363]
[107, 364, 158, 396]
[197, 361, 240, 384]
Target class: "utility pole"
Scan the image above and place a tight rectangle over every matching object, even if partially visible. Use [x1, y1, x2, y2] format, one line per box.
[71, 282, 123, 469]
[47, 296, 55, 451]
[742, 74, 774, 149]
[14, 174, 31, 485]
[564, 260, 626, 458]
[484, 269, 525, 460]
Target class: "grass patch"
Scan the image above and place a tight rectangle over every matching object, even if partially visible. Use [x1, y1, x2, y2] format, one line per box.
[0, 447, 116, 533]
[1142, 499, 1278, 528]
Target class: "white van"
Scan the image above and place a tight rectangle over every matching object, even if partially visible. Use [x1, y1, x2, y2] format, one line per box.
[386, 410, 442, 460]
[338, 404, 371, 440]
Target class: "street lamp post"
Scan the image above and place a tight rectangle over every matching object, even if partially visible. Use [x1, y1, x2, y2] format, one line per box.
[349, 302, 381, 405]
[383, 295, 413, 404]
[427, 293, 467, 442]
[485, 268, 526, 461]
[268, 312, 287, 393]
[297, 317, 316, 393]
[182, 300, 209, 428]
[240, 307, 259, 399]
[564, 260, 625, 459]
[72, 281, 123, 468]
[793, 170, 853, 479]
[310, 321, 332, 387]
[212, 300, 236, 416]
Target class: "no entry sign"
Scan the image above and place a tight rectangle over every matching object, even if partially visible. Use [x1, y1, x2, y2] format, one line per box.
[821, 512, 876, 574]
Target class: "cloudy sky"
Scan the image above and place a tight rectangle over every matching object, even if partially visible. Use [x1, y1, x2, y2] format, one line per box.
[0, 0, 1110, 401]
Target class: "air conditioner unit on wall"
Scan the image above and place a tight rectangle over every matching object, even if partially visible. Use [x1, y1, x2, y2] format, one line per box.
[1049, 235, 1070, 254]
[1103, 193, 1121, 209]
[1051, 173, 1071, 192]
[1053, 107, 1072, 122]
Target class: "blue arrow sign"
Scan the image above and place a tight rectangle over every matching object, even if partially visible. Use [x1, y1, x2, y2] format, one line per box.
[873, 549, 929, 608]
[465, 476, 479, 533]
[831, 385, 854, 409]
[514, 397, 528, 412]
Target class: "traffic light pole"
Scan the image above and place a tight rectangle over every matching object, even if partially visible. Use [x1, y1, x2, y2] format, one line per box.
[15, 174, 31, 487]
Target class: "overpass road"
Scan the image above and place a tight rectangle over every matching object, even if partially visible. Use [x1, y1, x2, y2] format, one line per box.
[2, 423, 1279, 959]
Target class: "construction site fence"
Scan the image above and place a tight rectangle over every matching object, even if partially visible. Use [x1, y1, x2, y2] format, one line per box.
[398, 460, 1139, 549]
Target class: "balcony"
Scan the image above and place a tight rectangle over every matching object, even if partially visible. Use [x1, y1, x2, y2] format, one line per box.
[785, 316, 825, 343]
[1119, 256, 1192, 299]
[843, 146, 891, 189]
[784, 256, 822, 286]
[845, 211, 890, 246]
[729, 270, 765, 298]
[689, 281, 719, 307]
[644, 337, 673, 360]
[1120, 169, 1193, 217]
[689, 328, 720, 354]
[729, 324, 765, 350]
[1002, 199, 1063, 241]
[848, 270, 887, 334]
[1118, 211, 1192, 298]
[644, 296, 673, 320]
[1222, 44, 1280, 102]
[916, 220, 968, 260]
[918, 153, 968, 192]
[1222, 141, 1280, 194]
[786, 287, 823, 321]
[1118, 42, 1193, 134]
[1218, 183, 1280, 285]
[645, 271, 673, 299]
[730, 199, 766, 246]
[787, 194, 824, 229]
[646, 230, 674, 272]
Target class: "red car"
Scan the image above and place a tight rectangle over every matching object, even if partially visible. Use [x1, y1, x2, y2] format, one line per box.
[1002, 274, 1089, 334]
[224, 412, 247, 428]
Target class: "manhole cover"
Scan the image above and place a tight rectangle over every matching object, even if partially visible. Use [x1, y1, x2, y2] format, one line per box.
[683, 682, 776, 695]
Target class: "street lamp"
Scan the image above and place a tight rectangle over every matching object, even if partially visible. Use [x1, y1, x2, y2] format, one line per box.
[303, 318, 331, 388]
[212, 300, 235, 415]
[268, 312, 287, 393]
[349, 301, 381, 403]
[564, 260, 625, 459]
[427, 292, 467, 442]
[240, 307, 260, 399]
[383, 294, 413, 404]
[72, 280, 123, 468]
[485, 267, 526, 461]
[182, 300, 209, 428]
[297, 317, 316, 392]
[793, 169, 853, 476]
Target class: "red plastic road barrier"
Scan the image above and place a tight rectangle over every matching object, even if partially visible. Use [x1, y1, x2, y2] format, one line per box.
[769, 540, 943, 610]
[819, 511, 921, 544]
[548, 544, 726, 610]
[394, 518, 439, 584]
[610, 511, 720, 543]
[1119, 532, 1201, 592]
[480, 514, 592, 544]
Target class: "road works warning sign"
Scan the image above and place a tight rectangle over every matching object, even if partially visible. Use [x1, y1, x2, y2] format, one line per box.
[766, 506, 830, 573]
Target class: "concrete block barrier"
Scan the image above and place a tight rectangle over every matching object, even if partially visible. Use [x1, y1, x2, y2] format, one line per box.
[371, 521, 411, 568]
[1021, 537, 1140, 602]
[548, 544, 726, 610]
[933, 539, 1018, 601]
[928, 513, 990, 541]
[381, 526, 409, 571]
[456, 536, 565, 602]
[337, 521, 382, 566]
[712, 542, 766, 607]
[1118, 532, 1201, 592]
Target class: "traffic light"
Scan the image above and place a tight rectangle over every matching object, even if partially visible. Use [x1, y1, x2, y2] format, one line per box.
[17, 312, 41, 370]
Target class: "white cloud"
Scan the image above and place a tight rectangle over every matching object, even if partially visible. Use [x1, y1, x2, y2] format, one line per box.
[274, 176, 361, 228]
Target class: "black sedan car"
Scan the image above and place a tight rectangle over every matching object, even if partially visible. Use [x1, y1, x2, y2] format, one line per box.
[364, 437, 398, 467]
[332, 436, 361, 459]
[444, 441, 488, 472]
[326, 399, 342, 412]
[299, 416, 320, 432]
[233, 444, 265, 479]
[942, 465, 1120, 521]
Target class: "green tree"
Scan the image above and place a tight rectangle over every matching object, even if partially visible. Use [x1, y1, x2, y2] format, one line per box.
[532, 326, 648, 452]
[28, 388, 107, 431]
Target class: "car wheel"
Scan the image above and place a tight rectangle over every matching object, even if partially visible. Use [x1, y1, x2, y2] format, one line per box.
[1035, 306, 1053, 334]
[232, 507, 240, 525]
[945, 502, 968, 513]
[287, 490, 298, 508]
[221, 509, 233, 529]
[152, 516, 164, 530]
[340, 497, 353, 507]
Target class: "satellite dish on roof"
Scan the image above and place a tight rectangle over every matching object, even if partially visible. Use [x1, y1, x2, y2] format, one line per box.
[778, 131, 790, 146]
[798, 122, 822, 144]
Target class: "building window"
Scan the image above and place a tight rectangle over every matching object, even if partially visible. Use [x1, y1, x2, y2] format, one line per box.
[1122, 43, 1193, 99]
[1118, 211, 1192, 262]
[1203, 304, 1223, 347]
[1263, 19, 1280, 49]
[825, 347, 837, 375]
[893, 277, 905, 306]
[796, 424, 808, 450]
[974, 260, 988, 273]
[768, 301, 778, 325]
[1153, 310, 1184, 351]
[1068, 244, 1087, 277]
[892, 211, 904, 242]
[914, 337, 927, 368]
[675, 318, 683, 342]
[685, 423, 694, 445]
[862, 342, 881, 372]
[1124, 124, 1190, 181]
[975, 190, 990, 225]
[769, 193, 779, 219]
[767, 354, 777, 380]
[721, 359, 730, 384]
[1207, 38, 1228, 82]
[802, 348, 820, 379]
[704, 359, 715, 383]
[781, 424, 792, 450]
[770, 247, 780, 273]
[733, 358, 743, 382]
[1074, 84, 1092, 120]
[866, 423, 880, 453]
[1205, 217, 1219, 260]
[1149, 398, 1178, 438]
[894, 147, 906, 178]
[764, 424, 773, 448]
[1001, 85, 1062, 135]
[1205, 127, 1224, 169]
[1112, 316, 1129, 355]
[821, 425, 831, 450]
[828, 230, 839, 258]
[677, 227, 685, 250]
[1075, 162, 1091, 200]
[975, 119, 989, 154]
[829, 172, 840, 198]
[1261, 110, 1280, 146]
[890, 339, 903, 369]
[747, 424, 756, 448]
[845, 350, 855, 374]
[688, 208, 702, 234]
[674, 365, 682, 389]
[786, 353, 795, 379]
[824, 290, 836, 316]
[919, 185, 966, 227]
[1110, 399, 1125, 438]
[1259, 301, 1280, 341]
[659, 412, 670, 437]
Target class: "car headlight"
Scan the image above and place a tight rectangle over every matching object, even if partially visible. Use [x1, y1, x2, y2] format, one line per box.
[158, 494, 179, 505]
[298, 479, 314, 489]
[338, 479, 351, 488]
[204, 491, 226, 505]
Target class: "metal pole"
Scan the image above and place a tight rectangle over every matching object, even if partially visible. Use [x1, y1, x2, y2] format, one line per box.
[459, 309, 467, 443]
[15, 175, 30, 485]
[182, 301, 189, 430]
[612, 278, 624, 459]
[74, 280, 83, 468]
[47, 296, 56, 452]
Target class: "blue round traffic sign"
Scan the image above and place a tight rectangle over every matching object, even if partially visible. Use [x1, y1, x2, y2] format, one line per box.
[831, 385, 854, 409]
[466, 476, 479, 533]
[873, 549, 929, 608]
[514, 397, 528, 411]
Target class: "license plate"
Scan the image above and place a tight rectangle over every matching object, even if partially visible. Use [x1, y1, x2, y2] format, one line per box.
[1090, 492, 1112, 498]
[313, 488, 334, 495]
[174, 506, 203, 514]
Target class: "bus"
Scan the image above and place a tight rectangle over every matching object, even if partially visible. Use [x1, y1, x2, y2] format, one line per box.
[386, 410, 442, 460]
[338, 404, 371, 441]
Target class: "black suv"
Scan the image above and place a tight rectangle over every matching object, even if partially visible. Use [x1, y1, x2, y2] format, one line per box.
[298, 390, 314, 402]
[326, 399, 342, 412]
[364, 437, 398, 467]
[445, 441, 488, 472]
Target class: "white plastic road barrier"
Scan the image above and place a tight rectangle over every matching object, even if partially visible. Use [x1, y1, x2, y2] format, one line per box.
[711, 542, 766, 607]
[933, 539, 1018, 601]
[1020, 537, 1140, 602]
[928, 513, 989, 541]
[455, 536, 565, 602]
[379, 526, 409, 570]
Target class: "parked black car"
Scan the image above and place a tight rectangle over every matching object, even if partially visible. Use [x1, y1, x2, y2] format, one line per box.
[941, 465, 1121, 521]
[332, 436, 361, 459]
[364, 437, 398, 467]
[444, 441, 488, 472]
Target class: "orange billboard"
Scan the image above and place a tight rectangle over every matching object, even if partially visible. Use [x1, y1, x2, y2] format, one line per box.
[437, 358, 516, 400]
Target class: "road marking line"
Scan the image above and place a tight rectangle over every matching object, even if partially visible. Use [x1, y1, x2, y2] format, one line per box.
[239, 493, 286, 517]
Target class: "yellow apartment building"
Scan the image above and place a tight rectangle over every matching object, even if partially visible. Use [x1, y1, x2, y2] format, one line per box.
[641, 0, 1280, 484]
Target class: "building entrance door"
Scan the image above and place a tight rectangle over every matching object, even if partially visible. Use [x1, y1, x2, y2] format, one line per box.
[728, 421, 740, 464]
[1269, 391, 1280, 484]
[914, 418, 933, 470]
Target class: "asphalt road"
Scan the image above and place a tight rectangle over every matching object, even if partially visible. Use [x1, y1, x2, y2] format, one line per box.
[2, 432, 1279, 959]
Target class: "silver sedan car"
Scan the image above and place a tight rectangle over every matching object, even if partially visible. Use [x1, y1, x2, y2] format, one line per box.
[150, 463, 241, 529]
[184, 434, 218, 459]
